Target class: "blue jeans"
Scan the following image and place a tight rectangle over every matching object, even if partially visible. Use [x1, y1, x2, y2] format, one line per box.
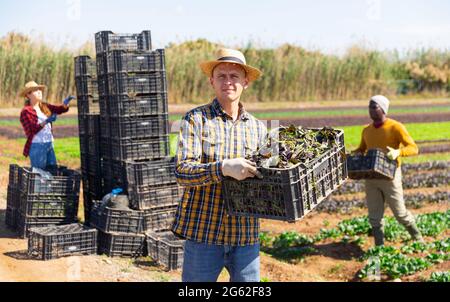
[29, 142, 57, 169]
[182, 240, 260, 282]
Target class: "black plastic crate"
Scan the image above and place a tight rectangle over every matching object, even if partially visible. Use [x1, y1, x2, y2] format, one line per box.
[74, 55, 96, 77]
[143, 206, 177, 232]
[75, 75, 99, 99]
[81, 168, 103, 193]
[347, 149, 398, 180]
[146, 231, 184, 271]
[5, 207, 19, 229]
[95, 30, 152, 54]
[86, 114, 101, 136]
[80, 138, 100, 159]
[77, 95, 100, 115]
[101, 158, 127, 189]
[82, 189, 106, 225]
[90, 203, 144, 234]
[102, 136, 170, 162]
[109, 114, 169, 140]
[129, 184, 181, 210]
[222, 129, 347, 222]
[78, 114, 101, 137]
[84, 134, 101, 157]
[7, 185, 21, 209]
[16, 215, 76, 239]
[19, 193, 79, 218]
[28, 223, 98, 260]
[126, 157, 177, 188]
[20, 167, 81, 196]
[80, 152, 102, 175]
[9, 164, 21, 189]
[99, 93, 168, 117]
[97, 49, 165, 76]
[97, 231, 146, 257]
[78, 115, 86, 136]
[98, 72, 167, 96]
[82, 175, 104, 197]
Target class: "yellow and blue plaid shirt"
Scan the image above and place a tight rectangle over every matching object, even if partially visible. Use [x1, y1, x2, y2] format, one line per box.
[172, 98, 267, 246]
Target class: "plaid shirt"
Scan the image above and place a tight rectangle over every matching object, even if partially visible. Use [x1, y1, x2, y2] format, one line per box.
[20, 103, 69, 157]
[172, 99, 267, 246]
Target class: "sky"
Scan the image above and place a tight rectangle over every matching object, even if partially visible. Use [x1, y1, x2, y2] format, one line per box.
[1, 0, 450, 53]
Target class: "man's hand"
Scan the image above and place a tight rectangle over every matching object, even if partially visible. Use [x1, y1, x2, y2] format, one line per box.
[387, 147, 400, 160]
[46, 113, 58, 124]
[63, 96, 76, 106]
[222, 158, 263, 181]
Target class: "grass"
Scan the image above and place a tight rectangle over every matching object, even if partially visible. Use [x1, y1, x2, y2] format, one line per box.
[341, 121, 450, 150]
[15, 137, 81, 168]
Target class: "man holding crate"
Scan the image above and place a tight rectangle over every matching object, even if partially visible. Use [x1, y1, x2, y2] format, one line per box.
[353, 95, 422, 246]
[172, 48, 267, 282]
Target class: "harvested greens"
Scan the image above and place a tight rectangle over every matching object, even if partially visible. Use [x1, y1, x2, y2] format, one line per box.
[248, 125, 340, 169]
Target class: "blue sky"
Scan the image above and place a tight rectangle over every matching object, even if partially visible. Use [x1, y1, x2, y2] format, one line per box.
[1, 0, 450, 53]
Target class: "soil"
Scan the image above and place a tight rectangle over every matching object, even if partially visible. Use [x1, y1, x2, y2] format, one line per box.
[0, 183, 447, 282]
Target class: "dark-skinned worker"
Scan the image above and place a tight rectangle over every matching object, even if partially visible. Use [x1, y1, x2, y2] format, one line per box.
[353, 95, 422, 246]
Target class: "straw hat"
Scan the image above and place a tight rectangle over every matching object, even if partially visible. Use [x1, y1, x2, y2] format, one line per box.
[200, 48, 262, 82]
[19, 81, 46, 98]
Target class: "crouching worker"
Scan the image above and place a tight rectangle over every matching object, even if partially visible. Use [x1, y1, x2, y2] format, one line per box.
[19, 81, 75, 170]
[353, 95, 422, 246]
[172, 49, 267, 282]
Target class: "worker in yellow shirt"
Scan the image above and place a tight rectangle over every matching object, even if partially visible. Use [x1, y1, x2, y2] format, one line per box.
[353, 95, 422, 246]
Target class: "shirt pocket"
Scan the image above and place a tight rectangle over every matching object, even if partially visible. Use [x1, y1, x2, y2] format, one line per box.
[202, 125, 224, 161]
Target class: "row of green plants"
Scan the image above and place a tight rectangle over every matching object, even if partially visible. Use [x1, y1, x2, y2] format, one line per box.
[428, 272, 450, 282]
[259, 210, 449, 280]
[2, 32, 450, 106]
[261, 210, 449, 248]
[317, 190, 449, 214]
[360, 240, 449, 279]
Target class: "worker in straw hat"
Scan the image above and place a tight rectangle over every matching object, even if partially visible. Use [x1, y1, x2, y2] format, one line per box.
[19, 81, 75, 170]
[172, 48, 267, 282]
[353, 95, 422, 246]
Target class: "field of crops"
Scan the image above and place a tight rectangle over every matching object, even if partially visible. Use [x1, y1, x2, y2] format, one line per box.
[0, 97, 448, 282]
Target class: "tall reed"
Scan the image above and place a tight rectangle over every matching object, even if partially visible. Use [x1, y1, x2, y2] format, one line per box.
[1, 32, 449, 106]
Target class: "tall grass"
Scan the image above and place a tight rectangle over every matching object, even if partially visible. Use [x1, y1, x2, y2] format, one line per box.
[1, 32, 449, 106]
[0, 32, 94, 107]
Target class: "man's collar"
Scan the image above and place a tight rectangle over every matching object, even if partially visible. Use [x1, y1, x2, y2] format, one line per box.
[211, 98, 249, 121]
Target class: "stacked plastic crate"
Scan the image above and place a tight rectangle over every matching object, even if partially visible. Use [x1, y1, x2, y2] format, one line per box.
[93, 31, 182, 261]
[74, 56, 103, 223]
[16, 166, 81, 238]
[5, 164, 21, 230]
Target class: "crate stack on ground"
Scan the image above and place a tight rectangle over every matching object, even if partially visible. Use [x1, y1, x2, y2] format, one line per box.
[6, 166, 81, 238]
[74, 55, 103, 224]
[86, 30, 183, 265]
